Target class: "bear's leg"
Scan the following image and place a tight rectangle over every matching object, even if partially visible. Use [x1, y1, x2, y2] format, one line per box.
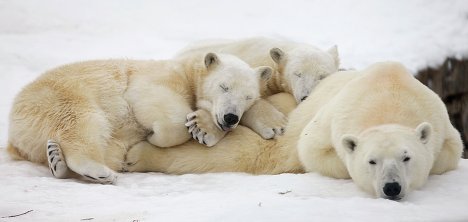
[125, 141, 164, 172]
[297, 113, 350, 179]
[128, 84, 192, 148]
[147, 116, 193, 148]
[185, 109, 227, 147]
[140, 91, 193, 148]
[240, 99, 287, 139]
[61, 142, 118, 184]
[431, 127, 464, 175]
[56, 112, 118, 184]
[46, 140, 70, 179]
[126, 126, 271, 174]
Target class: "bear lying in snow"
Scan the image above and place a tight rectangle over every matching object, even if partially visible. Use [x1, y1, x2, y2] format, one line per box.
[126, 62, 463, 200]
[178, 37, 340, 142]
[7, 53, 272, 184]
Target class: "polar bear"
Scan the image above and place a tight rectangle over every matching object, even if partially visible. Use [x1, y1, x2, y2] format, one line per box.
[126, 53, 272, 147]
[7, 53, 271, 183]
[178, 37, 340, 143]
[178, 37, 340, 103]
[126, 62, 463, 199]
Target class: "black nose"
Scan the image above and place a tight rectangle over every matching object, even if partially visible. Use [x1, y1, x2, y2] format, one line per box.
[301, 96, 308, 101]
[223, 113, 239, 126]
[383, 182, 401, 197]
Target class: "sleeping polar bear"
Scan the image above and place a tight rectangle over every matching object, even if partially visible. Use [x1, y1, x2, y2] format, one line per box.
[178, 37, 340, 144]
[126, 61, 463, 200]
[7, 53, 272, 183]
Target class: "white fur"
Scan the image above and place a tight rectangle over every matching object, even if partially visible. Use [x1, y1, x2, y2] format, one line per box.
[177, 37, 340, 103]
[7, 54, 268, 183]
[298, 62, 463, 199]
[125, 62, 463, 200]
[196, 54, 266, 130]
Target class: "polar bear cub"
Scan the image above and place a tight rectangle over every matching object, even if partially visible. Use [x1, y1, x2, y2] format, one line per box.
[7, 53, 271, 183]
[178, 37, 340, 103]
[178, 37, 340, 144]
[126, 53, 272, 147]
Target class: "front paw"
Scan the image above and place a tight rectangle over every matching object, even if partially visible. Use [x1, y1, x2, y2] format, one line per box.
[259, 118, 286, 139]
[255, 111, 287, 140]
[185, 110, 226, 147]
[259, 124, 286, 140]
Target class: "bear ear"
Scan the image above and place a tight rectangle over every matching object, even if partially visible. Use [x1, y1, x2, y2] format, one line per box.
[327, 45, 340, 68]
[270, 48, 285, 64]
[341, 134, 359, 153]
[256, 66, 272, 82]
[415, 122, 432, 144]
[204, 52, 219, 70]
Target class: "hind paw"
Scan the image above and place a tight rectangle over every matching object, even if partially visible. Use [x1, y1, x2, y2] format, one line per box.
[82, 172, 117, 184]
[46, 140, 69, 179]
[76, 160, 118, 184]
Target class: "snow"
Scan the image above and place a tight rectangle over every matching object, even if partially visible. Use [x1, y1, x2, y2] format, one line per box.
[1, 151, 468, 221]
[0, 0, 467, 221]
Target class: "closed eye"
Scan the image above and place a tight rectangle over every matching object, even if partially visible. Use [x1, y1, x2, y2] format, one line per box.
[246, 95, 253, 100]
[369, 160, 376, 165]
[220, 84, 229, 92]
[294, 72, 302, 78]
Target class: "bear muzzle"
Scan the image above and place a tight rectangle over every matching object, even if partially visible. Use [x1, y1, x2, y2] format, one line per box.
[382, 182, 402, 200]
[217, 113, 239, 131]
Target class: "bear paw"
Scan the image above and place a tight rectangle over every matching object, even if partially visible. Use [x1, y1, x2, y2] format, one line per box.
[79, 162, 118, 184]
[46, 140, 69, 179]
[124, 142, 154, 172]
[185, 109, 227, 147]
[252, 110, 287, 140]
[259, 125, 286, 140]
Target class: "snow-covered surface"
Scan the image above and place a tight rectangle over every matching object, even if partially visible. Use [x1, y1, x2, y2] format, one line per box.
[1, 0, 468, 221]
[1, 152, 468, 221]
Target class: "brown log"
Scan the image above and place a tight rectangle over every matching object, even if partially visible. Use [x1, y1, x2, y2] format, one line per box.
[416, 58, 468, 158]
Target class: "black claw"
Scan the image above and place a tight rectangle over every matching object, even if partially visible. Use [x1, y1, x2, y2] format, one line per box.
[50, 168, 55, 176]
[50, 154, 56, 162]
[48, 150, 54, 156]
[84, 175, 97, 180]
[53, 164, 57, 172]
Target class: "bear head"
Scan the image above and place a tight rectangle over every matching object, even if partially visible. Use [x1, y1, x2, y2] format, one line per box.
[341, 122, 434, 200]
[270, 45, 339, 104]
[198, 52, 272, 131]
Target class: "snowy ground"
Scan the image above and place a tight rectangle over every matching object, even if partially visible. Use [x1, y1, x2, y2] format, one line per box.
[1, 0, 468, 221]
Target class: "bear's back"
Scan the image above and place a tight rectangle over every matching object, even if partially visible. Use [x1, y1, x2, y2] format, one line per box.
[331, 62, 448, 145]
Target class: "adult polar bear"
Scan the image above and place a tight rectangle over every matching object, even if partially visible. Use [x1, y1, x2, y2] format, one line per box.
[7, 53, 272, 184]
[178, 37, 339, 143]
[126, 62, 463, 199]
